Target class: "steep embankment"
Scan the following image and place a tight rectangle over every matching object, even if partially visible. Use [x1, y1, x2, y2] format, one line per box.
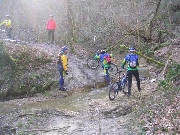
[0, 42, 111, 100]
[29, 43, 108, 88]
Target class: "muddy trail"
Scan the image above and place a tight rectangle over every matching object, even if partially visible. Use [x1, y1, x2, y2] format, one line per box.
[0, 43, 159, 135]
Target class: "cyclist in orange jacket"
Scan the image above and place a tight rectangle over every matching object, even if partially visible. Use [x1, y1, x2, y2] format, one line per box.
[46, 15, 56, 44]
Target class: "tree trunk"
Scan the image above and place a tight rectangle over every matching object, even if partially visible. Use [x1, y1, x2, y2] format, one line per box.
[66, 0, 74, 43]
[146, 0, 162, 40]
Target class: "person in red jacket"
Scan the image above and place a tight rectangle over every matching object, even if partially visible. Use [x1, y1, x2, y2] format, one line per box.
[46, 15, 56, 44]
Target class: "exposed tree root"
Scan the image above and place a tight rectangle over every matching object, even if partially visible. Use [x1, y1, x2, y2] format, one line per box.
[24, 127, 69, 133]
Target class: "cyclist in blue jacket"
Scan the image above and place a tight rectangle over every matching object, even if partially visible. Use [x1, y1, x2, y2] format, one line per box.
[121, 47, 141, 96]
[95, 50, 114, 85]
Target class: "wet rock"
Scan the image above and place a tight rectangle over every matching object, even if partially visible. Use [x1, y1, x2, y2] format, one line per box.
[102, 105, 132, 118]
[138, 67, 150, 77]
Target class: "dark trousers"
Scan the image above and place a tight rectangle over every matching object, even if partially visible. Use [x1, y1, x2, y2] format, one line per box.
[6, 27, 12, 38]
[103, 66, 110, 84]
[48, 30, 55, 44]
[57, 65, 64, 87]
[127, 70, 140, 94]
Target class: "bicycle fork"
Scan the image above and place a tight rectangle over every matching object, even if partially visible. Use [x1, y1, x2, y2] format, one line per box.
[120, 74, 127, 89]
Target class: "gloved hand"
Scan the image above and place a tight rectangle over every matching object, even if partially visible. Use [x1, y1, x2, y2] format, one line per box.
[65, 71, 68, 75]
[121, 66, 124, 69]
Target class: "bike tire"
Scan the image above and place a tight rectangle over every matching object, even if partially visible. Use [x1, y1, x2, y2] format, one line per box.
[109, 63, 118, 76]
[0, 127, 12, 135]
[122, 81, 128, 94]
[87, 57, 99, 69]
[27, 30, 38, 43]
[109, 82, 119, 100]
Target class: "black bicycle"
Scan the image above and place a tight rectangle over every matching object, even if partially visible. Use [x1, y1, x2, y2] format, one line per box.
[0, 29, 8, 40]
[109, 70, 128, 100]
[0, 126, 12, 135]
[87, 54, 118, 76]
[13, 26, 37, 44]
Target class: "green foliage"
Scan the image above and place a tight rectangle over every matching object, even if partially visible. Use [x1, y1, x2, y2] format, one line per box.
[159, 64, 180, 89]
[132, 64, 179, 134]
[14, 48, 52, 70]
[140, 127, 147, 135]
[141, 44, 154, 56]
[0, 43, 54, 99]
[16, 131, 25, 135]
[17, 122, 23, 128]
[33, 84, 44, 93]
[0, 42, 16, 69]
[166, 64, 180, 82]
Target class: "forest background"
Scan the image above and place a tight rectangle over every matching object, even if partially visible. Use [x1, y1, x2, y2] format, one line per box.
[0, 0, 180, 48]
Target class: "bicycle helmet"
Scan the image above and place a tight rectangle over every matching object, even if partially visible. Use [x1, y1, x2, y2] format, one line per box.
[129, 47, 135, 52]
[100, 49, 106, 54]
[61, 46, 68, 52]
[5, 15, 10, 17]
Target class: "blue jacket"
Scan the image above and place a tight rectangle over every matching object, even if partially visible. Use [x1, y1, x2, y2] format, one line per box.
[121, 53, 139, 70]
[95, 53, 113, 68]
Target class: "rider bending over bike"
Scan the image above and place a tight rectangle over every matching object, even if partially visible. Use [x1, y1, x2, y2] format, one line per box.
[0, 15, 12, 38]
[95, 50, 114, 85]
[121, 47, 141, 97]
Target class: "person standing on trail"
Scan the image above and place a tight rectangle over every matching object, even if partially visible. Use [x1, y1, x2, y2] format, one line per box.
[57, 46, 68, 91]
[0, 15, 12, 38]
[95, 50, 114, 85]
[121, 47, 141, 97]
[46, 15, 56, 44]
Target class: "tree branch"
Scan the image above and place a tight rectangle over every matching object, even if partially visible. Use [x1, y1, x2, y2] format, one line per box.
[119, 45, 165, 66]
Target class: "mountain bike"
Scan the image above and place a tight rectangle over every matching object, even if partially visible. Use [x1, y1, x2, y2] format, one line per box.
[13, 26, 37, 44]
[0, 126, 12, 135]
[0, 29, 8, 40]
[109, 70, 128, 100]
[87, 55, 118, 76]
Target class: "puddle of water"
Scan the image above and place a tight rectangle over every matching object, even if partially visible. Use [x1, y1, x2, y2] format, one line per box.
[0, 103, 19, 115]
[0, 87, 109, 115]
[23, 88, 108, 112]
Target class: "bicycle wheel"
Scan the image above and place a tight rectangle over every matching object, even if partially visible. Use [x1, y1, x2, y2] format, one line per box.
[27, 29, 38, 43]
[109, 63, 118, 76]
[109, 82, 119, 100]
[0, 127, 12, 135]
[87, 57, 99, 69]
[122, 81, 128, 94]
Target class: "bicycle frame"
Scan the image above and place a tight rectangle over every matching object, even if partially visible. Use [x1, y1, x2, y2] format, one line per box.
[13, 26, 37, 43]
[0, 29, 7, 39]
[109, 70, 128, 100]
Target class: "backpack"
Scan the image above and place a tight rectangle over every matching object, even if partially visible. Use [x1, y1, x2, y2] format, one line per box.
[104, 55, 111, 64]
[128, 55, 138, 68]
